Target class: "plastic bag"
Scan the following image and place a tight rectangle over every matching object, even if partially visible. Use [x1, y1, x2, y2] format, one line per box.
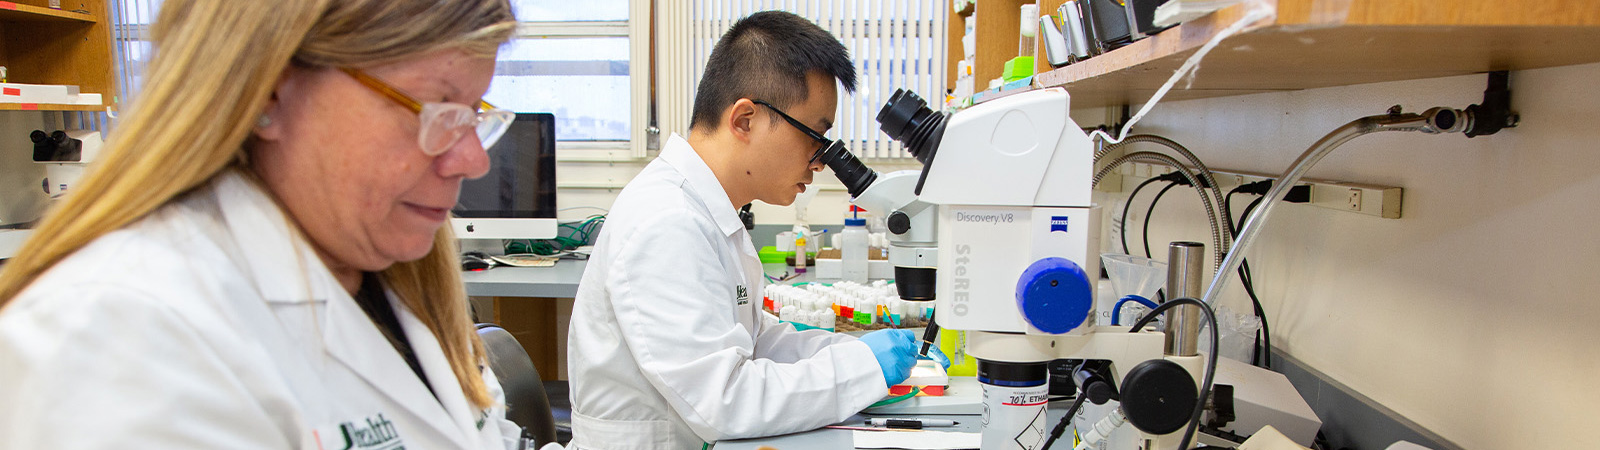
[1199, 305, 1262, 364]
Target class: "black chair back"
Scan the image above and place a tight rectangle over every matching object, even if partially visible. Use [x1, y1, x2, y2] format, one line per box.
[476, 324, 558, 447]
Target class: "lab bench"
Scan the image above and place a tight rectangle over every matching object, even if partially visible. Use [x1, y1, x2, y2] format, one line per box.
[457, 259, 854, 298]
[461, 260, 588, 381]
[461, 259, 587, 298]
[458, 260, 843, 298]
[716, 399, 1076, 449]
[456, 260, 880, 383]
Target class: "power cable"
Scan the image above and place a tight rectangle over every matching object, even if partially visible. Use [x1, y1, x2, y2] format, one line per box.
[1119, 176, 1167, 255]
[1224, 182, 1275, 369]
[1236, 196, 1272, 368]
[1041, 394, 1088, 450]
[1142, 181, 1181, 259]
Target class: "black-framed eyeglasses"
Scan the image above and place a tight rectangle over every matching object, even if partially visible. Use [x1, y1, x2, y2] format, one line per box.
[753, 99, 830, 164]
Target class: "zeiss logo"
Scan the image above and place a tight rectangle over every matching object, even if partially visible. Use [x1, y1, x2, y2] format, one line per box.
[1049, 216, 1070, 233]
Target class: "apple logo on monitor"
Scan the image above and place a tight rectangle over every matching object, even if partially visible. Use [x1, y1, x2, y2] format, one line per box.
[450, 113, 558, 242]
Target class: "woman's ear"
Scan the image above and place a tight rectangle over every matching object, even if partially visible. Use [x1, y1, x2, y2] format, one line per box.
[254, 96, 284, 142]
[254, 67, 302, 142]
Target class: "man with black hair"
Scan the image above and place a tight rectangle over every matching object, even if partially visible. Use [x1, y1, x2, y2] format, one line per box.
[567, 10, 932, 449]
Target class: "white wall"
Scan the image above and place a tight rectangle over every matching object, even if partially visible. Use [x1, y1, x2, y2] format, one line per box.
[1089, 62, 1600, 448]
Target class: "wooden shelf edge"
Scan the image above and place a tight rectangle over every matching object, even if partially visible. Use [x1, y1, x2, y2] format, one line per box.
[1054, 0, 1600, 86]
[0, 103, 106, 111]
[1032, 0, 1600, 110]
[0, 2, 97, 22]
[1273, 0, 1600, 27]
[1034, 1, 1274, 89]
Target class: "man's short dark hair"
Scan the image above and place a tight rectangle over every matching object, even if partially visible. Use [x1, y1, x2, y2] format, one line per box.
[689, 11, 856, 132]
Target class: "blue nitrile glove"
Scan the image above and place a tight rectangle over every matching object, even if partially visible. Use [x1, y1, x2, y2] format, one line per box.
[920, 343, 952, 370]
[859, 329, 918, 386]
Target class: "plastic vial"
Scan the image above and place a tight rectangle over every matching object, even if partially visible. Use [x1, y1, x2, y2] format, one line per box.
[841, 218, 869, 283]
[1019, 3, 1039, 58]
[793, 233, 808, 273]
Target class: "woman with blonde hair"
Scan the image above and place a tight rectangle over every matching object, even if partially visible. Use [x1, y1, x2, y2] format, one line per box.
[0, 0, 544, 448]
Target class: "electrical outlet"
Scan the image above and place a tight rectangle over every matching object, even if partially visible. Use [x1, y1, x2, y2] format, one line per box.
[1346, 188, 1362, 211]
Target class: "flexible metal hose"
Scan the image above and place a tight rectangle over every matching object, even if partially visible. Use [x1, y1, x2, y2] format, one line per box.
[1093, 151, 1226, 268]
[1100, 135, 1235, 246]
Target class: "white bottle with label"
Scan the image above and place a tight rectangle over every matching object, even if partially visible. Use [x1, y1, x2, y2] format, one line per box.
[841, 217, 869, 283]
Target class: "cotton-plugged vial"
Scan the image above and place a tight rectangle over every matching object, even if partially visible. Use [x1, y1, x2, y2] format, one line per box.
[793, 233, 808, 272]
[1018, 4, 1039, 57]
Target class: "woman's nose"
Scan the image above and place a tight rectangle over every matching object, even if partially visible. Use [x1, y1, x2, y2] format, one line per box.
[437, 134, 491, 179]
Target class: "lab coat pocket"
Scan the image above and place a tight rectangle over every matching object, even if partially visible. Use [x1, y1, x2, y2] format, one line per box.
[309, 412, 407, 450]
[570, 410, 673, 450]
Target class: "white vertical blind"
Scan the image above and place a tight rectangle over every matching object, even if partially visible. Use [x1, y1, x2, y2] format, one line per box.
[109, 0, 160, 108]
[628, 0, 651, 157]
[656, 0, 946, 160]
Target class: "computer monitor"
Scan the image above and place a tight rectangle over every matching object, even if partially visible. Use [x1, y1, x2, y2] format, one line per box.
[451, 112, 558, 242]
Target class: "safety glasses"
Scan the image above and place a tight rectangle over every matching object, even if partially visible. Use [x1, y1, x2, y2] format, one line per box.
[341, 67, 515, 156]
[753, 99, 831, 164]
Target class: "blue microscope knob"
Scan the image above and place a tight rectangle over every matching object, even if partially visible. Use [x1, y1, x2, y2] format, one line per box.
[1015, 257, 1093, 334]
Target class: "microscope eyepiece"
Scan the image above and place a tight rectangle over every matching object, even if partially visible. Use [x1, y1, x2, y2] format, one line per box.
[876, 89, 948, 166]
[817, 140, 876, 198]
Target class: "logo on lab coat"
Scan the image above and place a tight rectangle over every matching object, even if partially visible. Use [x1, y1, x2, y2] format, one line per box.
[337, 413, 403, 450]
[735, 285, 749, 305]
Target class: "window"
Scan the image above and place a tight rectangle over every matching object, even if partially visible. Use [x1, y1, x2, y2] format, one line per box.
[490, 0, 651, 157]
[110, 0, 159, 104]
[486, 37, 632, 141]
[110, 0, 651, 157]
[508, 0, 628, 21]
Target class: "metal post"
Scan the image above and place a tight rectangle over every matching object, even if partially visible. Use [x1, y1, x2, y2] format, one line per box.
[1164, 241, 1204, 356]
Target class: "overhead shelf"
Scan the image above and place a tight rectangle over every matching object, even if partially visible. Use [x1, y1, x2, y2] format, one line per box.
[1032, 0, 1600, 109]
[0, 0, 116, 110]
[0, 2, 96, 23]
[0, 102, 104, 111]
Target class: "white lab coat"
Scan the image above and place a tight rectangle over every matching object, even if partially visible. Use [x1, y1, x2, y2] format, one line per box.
[0, 172, 523, 449]
[567, 135, 886, 449]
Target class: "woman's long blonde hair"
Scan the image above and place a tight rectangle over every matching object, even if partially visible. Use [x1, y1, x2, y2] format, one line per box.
[0, 0, 515, 408]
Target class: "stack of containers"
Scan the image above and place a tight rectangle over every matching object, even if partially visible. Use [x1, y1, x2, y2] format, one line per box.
[764, 281, 934, 331]
[766, 284, 837, 331]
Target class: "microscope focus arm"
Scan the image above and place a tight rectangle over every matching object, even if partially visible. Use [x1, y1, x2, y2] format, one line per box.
[849, 170, 937, 269]
[819, 141, 940, 302]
